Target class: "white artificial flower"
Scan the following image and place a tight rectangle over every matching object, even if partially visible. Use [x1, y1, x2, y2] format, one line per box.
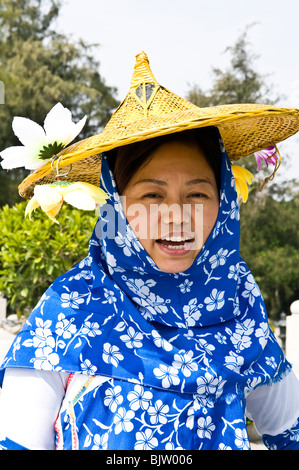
[25, 181, 108, 224]
[0, 102, 87, 170]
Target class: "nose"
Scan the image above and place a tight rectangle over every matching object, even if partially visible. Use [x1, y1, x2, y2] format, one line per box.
[160, 198, 191, 226]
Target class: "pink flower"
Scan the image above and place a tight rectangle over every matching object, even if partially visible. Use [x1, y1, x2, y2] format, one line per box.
[254, 146, 278, 171]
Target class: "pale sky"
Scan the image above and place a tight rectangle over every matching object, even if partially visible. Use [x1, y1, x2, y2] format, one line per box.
[57, 0, 299, 181]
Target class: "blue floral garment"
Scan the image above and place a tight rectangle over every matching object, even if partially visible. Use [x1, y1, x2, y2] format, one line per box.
[262, 417, 299, 450]
[0, 129, 294, 450]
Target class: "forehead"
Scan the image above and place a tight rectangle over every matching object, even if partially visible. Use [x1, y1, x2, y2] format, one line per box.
[133, 139, 214, 179]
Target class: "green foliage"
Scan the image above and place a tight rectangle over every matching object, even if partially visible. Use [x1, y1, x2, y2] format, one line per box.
[187, 25, 279, 108]
[186, 25, 298, 319]
[0, 201, 97, 316]
[0, 16, 298, 324]
[0, 0, 119, 206]
[185, 24, 299, 319]
[240, 182, 299, 320]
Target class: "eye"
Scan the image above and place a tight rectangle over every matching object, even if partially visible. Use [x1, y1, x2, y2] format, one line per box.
[142, 192, 162, 199]
[188, 192, 208, 199]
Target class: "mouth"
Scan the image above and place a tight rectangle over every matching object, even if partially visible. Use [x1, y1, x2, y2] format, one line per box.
[156, 233, 196, 255]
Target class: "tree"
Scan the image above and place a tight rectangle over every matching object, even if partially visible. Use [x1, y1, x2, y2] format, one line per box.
[239, 181, 299, 320]
[0, 0, 119, 206]
[187, 25, 279, 108]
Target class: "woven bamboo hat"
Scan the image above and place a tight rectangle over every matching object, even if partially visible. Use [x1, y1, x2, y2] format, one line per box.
[19, 51, 299, 199]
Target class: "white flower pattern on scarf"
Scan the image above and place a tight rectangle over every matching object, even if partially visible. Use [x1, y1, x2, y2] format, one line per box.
[0, 131, 291, 450]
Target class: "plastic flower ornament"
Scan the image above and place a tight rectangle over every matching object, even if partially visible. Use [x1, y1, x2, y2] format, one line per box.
[25, 181, 108, 224]
[0, 103, 87, 170]
[254, 146, 279, 172]
[231, 165, 255, 203]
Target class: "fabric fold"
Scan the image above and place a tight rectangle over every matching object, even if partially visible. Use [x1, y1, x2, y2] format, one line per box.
[0, 128, 292, 449]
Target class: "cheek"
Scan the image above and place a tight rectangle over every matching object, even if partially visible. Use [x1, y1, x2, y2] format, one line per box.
[199, 203, 219, 244]
[125, 202, 156, 242]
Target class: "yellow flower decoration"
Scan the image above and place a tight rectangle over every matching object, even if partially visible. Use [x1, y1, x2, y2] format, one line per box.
[25, 181, 108, 224]
[231, 165, 255, 203]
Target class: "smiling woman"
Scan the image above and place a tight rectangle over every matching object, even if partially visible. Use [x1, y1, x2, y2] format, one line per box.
[116, 131, 220, 273]
[0, 52, 299, 451]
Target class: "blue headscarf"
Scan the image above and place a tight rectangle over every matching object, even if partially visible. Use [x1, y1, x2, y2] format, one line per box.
[0, 129, 290, 396]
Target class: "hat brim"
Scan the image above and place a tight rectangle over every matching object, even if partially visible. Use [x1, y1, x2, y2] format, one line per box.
[18, 101, 299, 199]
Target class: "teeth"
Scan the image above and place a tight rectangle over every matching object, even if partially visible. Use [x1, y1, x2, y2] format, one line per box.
[164, 244, 188, 249]
[163, 236, 191, 242]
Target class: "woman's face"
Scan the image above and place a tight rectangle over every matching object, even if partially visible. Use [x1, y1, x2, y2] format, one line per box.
[122, 140, 219, 273]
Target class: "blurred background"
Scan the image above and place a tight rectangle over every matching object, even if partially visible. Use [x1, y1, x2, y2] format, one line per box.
[0, 0, 298, 323]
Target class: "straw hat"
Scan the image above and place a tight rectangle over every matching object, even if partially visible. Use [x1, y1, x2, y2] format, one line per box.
[18, 51, 299, 199]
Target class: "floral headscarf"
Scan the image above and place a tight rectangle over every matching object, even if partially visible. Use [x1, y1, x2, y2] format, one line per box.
[0, 129, 291, 449]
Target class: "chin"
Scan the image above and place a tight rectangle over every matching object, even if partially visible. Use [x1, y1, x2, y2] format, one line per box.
[155, 257, 196, 274]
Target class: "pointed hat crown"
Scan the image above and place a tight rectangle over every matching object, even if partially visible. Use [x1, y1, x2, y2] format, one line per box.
[103, 51, 198, 129]
[129, 51, 158, 88]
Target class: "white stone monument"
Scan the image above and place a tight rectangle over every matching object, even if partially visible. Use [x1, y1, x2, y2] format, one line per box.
[0, 296, 7, 324]
[286, 300, 299, 379]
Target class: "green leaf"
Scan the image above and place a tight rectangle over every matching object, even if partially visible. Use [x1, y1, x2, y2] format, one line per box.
[0, 201, 97, 316]
[38, 141, 65, 160]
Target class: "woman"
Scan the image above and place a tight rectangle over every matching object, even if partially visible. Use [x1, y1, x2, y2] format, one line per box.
[0, 52, 299, 450]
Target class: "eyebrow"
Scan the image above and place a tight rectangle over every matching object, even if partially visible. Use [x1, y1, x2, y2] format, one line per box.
[133, 178, 167, 186]
[134, 178, 215, 187]
[185, 178, 215, 187]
